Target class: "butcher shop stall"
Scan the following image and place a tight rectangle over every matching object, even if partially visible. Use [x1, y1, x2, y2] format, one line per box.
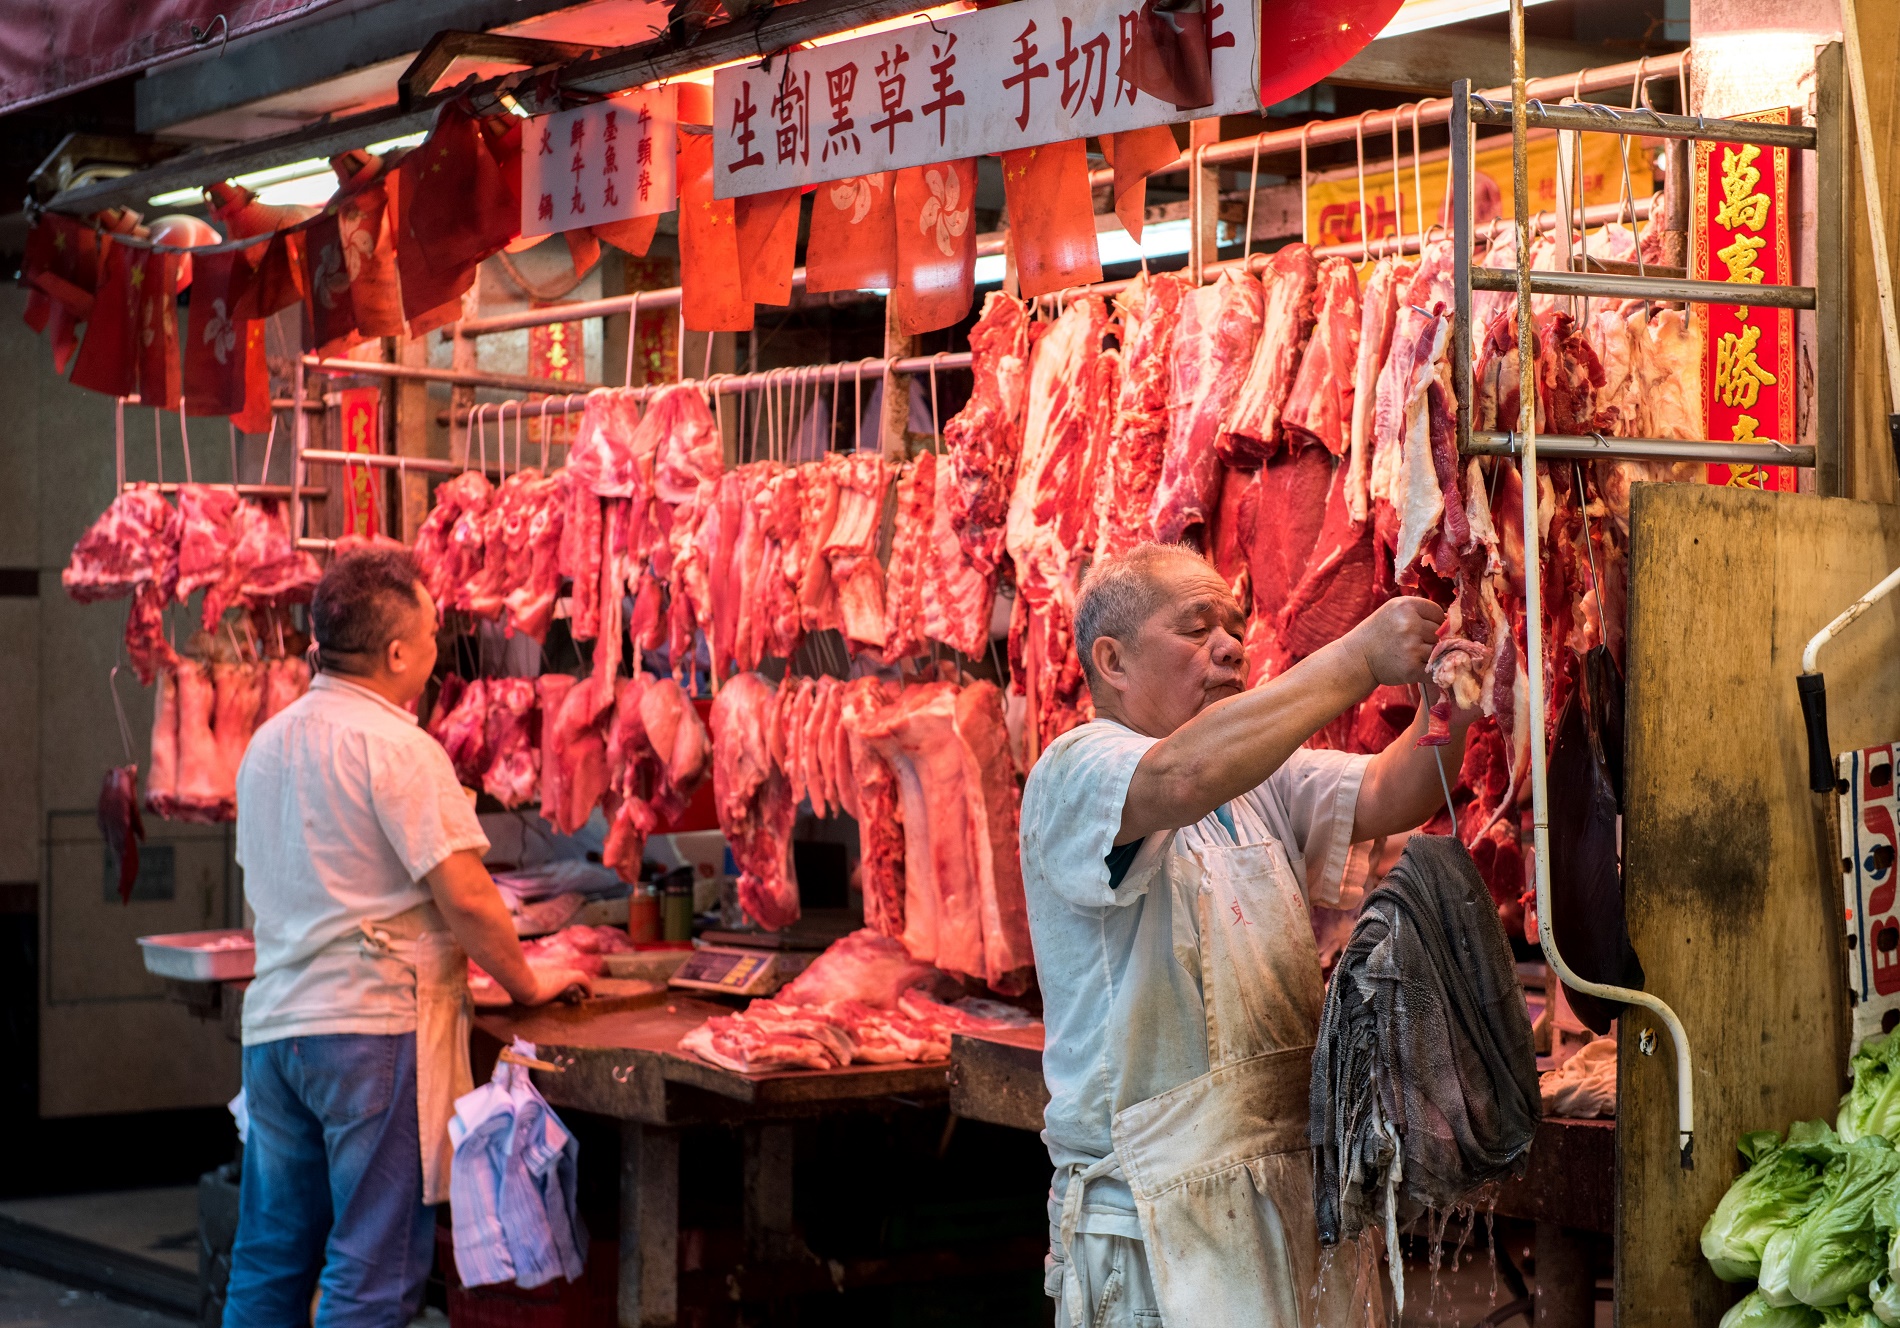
[12, 0, 1900, 1321]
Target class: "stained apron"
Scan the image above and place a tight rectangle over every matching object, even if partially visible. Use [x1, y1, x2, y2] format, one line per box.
[358, 903, 473, 1206]
[1052, 806, 1380, 1328]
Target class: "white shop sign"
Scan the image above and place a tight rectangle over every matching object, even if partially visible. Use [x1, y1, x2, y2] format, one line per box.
[711, 0, 1260, 198]
[520, 87, 679, 239]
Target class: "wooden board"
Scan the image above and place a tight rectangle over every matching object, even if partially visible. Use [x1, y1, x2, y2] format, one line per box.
[948, 1028, 1048, 1133]
[1619, 484, 1900, 1326]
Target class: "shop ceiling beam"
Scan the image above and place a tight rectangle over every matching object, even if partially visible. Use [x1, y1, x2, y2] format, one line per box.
[45, 0, 934, 217]
[133, 0, 585, 135]
[1328, 29, 1609, 95]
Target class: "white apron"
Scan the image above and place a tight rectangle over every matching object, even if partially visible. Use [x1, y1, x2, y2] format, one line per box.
[1054, 807, 1379, 1328]
[358, 903, 473, 1206]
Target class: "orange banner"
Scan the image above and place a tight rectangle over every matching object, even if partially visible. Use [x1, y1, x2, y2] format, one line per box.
[1693, 107, 1797, 492]
[338, 387, 382, 539]
[529, 314, 587, 446]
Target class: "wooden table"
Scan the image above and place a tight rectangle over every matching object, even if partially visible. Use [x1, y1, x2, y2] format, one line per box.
[476, 995, 956, 1327]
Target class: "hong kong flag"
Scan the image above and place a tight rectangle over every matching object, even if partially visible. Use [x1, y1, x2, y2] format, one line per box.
[1000, 139, 1100, 298]
[184, 249, 253, 417]
[133, 248, 183, 410]
[69, 236, 138, 399]
[735, 185, 802, 307]
[803, 172, 897, 294]
[678, 131, 752, 332]
[334, 167, 404, 337]
[239, 229, 306, 321]
[891, 159, 976, 335]
[302, 210, 359, 352]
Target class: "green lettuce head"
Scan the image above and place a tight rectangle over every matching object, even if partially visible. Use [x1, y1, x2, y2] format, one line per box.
[1705, 1125, 1839, 1283]
[1841, 1033, 1900, 1144]
[1718, 1292, 1822, 1328]
[1778, 1137, 1900, 1307]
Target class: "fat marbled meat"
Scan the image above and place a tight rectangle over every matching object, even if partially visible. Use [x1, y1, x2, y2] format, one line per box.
[1094, 272, 1186, 562]
[712, 672, 800, 931]
[1220, 244, 1319, 467]
[1153, 271, 1263, 546]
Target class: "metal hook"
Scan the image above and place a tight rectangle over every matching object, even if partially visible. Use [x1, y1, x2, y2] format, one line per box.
[1298, 122, 1315, 249]
[1354, 110, 1374, 265]
[1411, 101, 1427, 248]
[612, 1064, 636, 1083]
[108, 664, 135, 764]
[1243, 133, 1262, 264]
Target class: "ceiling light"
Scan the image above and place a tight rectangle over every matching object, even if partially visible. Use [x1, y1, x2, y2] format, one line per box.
[146, 131, 426, 212]
[1378, 0, 1558, 38]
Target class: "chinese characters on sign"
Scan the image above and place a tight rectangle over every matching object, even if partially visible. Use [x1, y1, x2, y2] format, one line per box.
[338, 388, 382, 540]
[710, 0, 1259, 197]
[521, 88, 679, 240]
[1692, 108, 1796, 492]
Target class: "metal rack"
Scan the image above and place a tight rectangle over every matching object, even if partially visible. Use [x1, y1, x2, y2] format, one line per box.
[1446, 70, 1841, 476]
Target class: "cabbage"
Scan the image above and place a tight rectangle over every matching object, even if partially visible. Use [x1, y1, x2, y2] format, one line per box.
[1818, 1309, 1882, 1328]
[1704, 1126, 1839, 1282]
[1872, 1271, 1900, 1327]
[1780, 1137, 1900, 1307]
[1720, 1292, 1824, 1327]
[1842, 1034, 1900, 1144]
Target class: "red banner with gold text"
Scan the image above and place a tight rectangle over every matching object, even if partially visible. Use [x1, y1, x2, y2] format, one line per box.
[338, 387, 382, 539]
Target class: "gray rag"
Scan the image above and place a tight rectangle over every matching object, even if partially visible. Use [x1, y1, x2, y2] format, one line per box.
[1309, 834, 1540, 1247]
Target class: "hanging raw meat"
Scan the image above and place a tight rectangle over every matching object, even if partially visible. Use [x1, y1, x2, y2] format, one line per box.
[1239, 443, 1336, 686]
[174, 486, 243, 607]
[146, 668, 181, 821]
[1220, 244, 1319, 467]
[1276, 457, 1388, 661]
[823, 452, 891, 654]
[100, 764, 144, 903]
[541, 675, 613, 835]
[881, 453, 937, 663]
[840, 676, 906, 938]
[210, 662, 264, 808]
[481, 677, 540, 807]
[638, 675, 711, 820]
[429, 676, 491, 785]
[170, 659, 226, 823]
[1153, 270, 1263, 546]
[711, 671, 799, 931]
[1093, 271, 1186, 563]
[211, 500, 321, 628]
[1282, 256, 1361, 458]
[259, 656, 311, 724]
[500, 471, 567, 642]
[1347, 258, 1406, 524]
[63, 485, 178, 603]
[413, 471, 493, 616]
[923, 292, 1030, 657]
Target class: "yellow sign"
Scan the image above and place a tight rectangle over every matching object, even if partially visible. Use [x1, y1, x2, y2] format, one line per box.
[1302, 130, 1651, 255]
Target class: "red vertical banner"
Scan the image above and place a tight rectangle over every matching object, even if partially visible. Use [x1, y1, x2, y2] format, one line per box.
[625, 256, 679, 383]
[338, 387, 383, 539]
[1693, 107, 1797, 492]
[892, 158, 976, 334]
[529, 315, 587, 446]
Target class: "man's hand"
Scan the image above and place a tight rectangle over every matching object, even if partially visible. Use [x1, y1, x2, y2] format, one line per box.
[1346, 597, 1447, 687]
[522, 966, 594, 1006]
[425, 850, 548, 1007]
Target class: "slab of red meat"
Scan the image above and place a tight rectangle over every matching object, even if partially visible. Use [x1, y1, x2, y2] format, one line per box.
[558, 482, 604, 642]
[1346, 258, 1403, 523]
[569, 390, 643, 498]
[63, 485, 178, 603]
[1210, 466, 1256, 611]
[710, 672, 799, 931]
[414, 472, 494, 617]
[535, 675, 575, 821]
[100, 764, 144, 903]
[592, 499, 632, 690]
[776, 928, 940, 1007]
[649, 386, 724, 673]
[259, 656, 310, 725]
[1243, 442, 1336, 631]
[542, 675, 613, 834]
[1007, 298, 1113, 609]
[794, 461, 842, 635]
[210, 661, 263, 811]
[777, 677, 815, 809]
[840, 677, 906, 937]
[1536, 312, 1609, 436]
[806, 676, 843, 818]
[953, 681, 1034, 993]
[125, 583, 178, 685]
[1277, 455, 1387, 660]
[1007, 595, 1091, 771]
[880, 453, 936, 664]
[174, 486, 242, 607]
[237, 501, 321, 610]
[501, 471, 567, 642]
[758, 464, 805, 662]
[145, 668, 181, 821]
[823, 453, 891, 653]
[603, 794, 659, 883]
[481, 677, 540, 807]
[1283, 256, 1361, 459]
[429, 676, 491, 785]
[1221, 244, 1319, 467]
[700, 470, 746, 675]
[639, 676, 711, 821]
[1094, 272, 1186, 563]
[1421, 636, 1490, 745]
[1388, 315, 1455, 577]
[170, 659, 227, 823]
[1153, 271, 1262, 547]
[923, 293, 1030, 656]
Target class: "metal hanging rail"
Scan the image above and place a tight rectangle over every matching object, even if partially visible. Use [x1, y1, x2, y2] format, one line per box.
[1467, 266, 1814, 309]
[1465, 95, 1816, 149]
[122, 481, 328, 498]
[301, 355, 604, 395]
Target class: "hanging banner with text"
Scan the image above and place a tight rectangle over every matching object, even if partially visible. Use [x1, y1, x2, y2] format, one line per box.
[337, 387, 383, 540]
[711, 0, 1260, 198]
[521, 87, 679, 240]
[1692, 106, 1796, 492]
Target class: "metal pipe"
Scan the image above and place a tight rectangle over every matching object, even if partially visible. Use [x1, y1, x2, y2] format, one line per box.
[1467, 430, 1815, 467]
[302, 355, 604, 396]
[1466, 96, 1818, 150]
[299, 449, 495, 477]
[1509, 0, 1695, 1172]
[1470, 266, 1815, 310]
[1452, 80, 1475, 457]
[123, 481, 328, 498]
[1802, 567, 1900, 675]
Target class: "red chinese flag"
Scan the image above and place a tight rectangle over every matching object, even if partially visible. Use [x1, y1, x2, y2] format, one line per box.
[592, 214, 659, 257]
[735, 186, 801, 307]
[23, 214, 102, 373]
[1001, 140, 1101, 298]
[240, 230, 307, 321]
[804, 173, 897, 294]
[475, 113, 524, 254]
[184, 249, 253, 417]
[678, 131, 752, 333]
[403, 102, 521, 279]
[892, 159, 977, 335]
[336, 179, 404, 337]
[388, 156, 477, 330]
[69, 237, 138, 398]
[233, 323, 274, 435]
[302, 211, 359, 353]
[133, 249, 183, 410]
[1101, 126, 1181, 242]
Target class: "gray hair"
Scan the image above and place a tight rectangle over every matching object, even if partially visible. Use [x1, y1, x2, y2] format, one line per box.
[1073, 542, 1210, 689]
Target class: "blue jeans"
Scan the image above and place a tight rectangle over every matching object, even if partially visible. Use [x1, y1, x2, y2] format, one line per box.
[224, 1033, 436, 1328]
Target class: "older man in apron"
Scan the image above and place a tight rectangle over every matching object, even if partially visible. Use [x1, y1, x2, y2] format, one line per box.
[1021, 542, 1478, 1327]
[225, 549, 588, 1327]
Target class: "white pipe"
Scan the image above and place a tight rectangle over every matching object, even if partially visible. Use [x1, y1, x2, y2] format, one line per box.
[1508, 0, 1696, 1169]
[1802, 565, 1900, 674]
[1841, 0, 1900, 414]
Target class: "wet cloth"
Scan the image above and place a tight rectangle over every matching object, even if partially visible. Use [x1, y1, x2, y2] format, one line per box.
[448, 1041, 586, 1289]
[1309, 835, 1539, 1287]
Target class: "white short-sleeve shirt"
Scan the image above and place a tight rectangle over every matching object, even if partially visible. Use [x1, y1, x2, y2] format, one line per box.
[235, 673, 489, 1044]
[1020, 718, 1370, 1232]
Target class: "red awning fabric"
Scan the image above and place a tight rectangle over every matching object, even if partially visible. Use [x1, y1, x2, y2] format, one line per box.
[0, 0, 339, 116]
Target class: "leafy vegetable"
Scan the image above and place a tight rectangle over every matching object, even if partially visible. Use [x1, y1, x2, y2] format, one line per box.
[1842, 1033, 1900, 1145]
[1705, 1126, 1840, 1282]
[1817, 1308, 1882, 1328]
[1871, 1271, 1900, 1327]
[1719, 1292, 1823, 1328]
[1776, 1137, 1900, 1307]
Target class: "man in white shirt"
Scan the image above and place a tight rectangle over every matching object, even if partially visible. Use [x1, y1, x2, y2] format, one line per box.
[1020, 542, 1480, 1328]
[225, 549, 584, 1327]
